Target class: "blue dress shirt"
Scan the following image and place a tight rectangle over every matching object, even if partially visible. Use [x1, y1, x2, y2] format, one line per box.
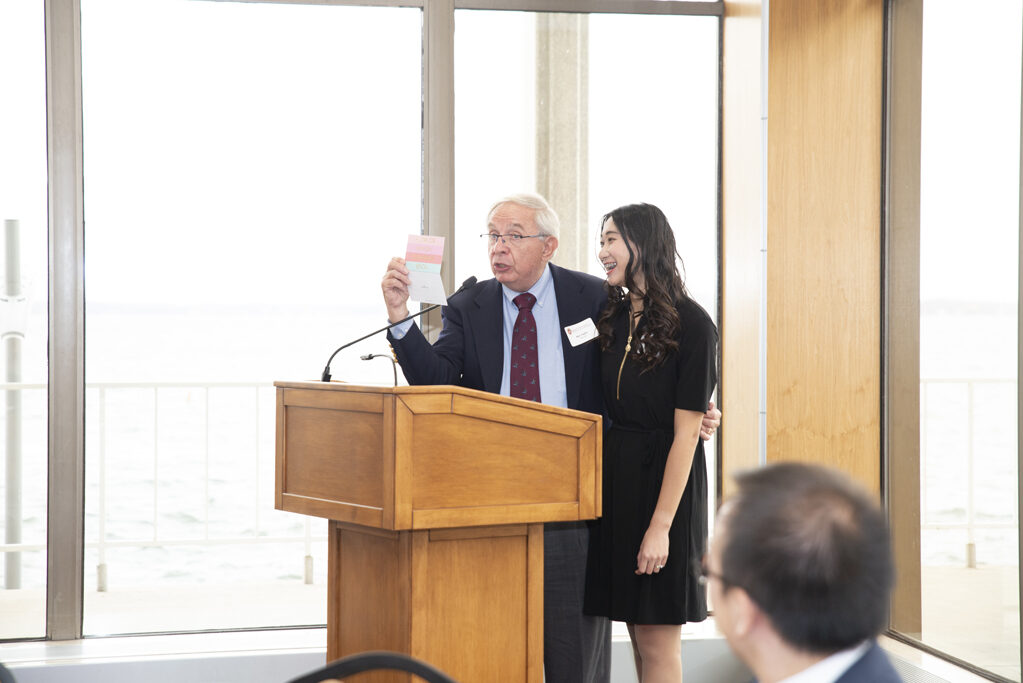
[498, 264, 567, 409]
[390, 264, 568, 409]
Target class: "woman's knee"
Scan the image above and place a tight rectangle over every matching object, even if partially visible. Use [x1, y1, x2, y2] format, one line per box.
[632, 624, 681, 662]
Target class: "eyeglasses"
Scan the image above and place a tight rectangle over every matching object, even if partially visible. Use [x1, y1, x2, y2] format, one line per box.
[697, 558, 733, 588]
[480, 233, 547, 247]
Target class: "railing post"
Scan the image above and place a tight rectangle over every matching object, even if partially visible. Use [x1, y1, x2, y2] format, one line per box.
[97, 386, 107, 591]
[966, 381, 976, 568]
[304, 517, 313, 585]
[3, 219, 24, 589]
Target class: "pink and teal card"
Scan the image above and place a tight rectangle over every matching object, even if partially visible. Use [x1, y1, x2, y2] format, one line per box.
[405, 235, 448, 305]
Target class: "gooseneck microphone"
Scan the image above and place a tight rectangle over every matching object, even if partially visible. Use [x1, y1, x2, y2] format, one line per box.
[320, 275, 477, 382]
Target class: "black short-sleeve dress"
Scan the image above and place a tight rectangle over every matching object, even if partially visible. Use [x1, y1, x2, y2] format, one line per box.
[583, 297, 718, 625]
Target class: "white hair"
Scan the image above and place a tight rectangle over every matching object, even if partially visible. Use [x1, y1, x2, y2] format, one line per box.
[486, 192, 561, 239]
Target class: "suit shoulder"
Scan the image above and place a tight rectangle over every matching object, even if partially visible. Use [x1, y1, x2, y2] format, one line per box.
[551, 264, 606, 296]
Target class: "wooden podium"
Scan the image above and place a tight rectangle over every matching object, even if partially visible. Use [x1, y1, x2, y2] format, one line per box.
[274, 381, 602, 683]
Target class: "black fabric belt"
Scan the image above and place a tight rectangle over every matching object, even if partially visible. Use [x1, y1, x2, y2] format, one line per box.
[609, 423, 672, 437]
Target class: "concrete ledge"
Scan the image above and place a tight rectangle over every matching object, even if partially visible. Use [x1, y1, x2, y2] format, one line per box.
[0, 623, 998, 683]
[1, 629, 327, 683]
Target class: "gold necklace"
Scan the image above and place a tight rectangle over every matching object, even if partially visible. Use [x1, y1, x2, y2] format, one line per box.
[615, 305, 639, 400]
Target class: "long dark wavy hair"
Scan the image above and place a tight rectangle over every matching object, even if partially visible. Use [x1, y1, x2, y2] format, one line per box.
[597, 203, 692, 370]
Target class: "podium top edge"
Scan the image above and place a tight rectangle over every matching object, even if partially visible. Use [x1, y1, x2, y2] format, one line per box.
[273, 381, 603, 423]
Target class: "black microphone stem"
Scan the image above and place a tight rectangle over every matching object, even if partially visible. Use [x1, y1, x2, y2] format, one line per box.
[321, 303, 439, 382]
[320, 275, 477, 383]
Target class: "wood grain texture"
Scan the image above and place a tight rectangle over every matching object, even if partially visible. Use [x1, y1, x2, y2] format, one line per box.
[275, 388, 286, 510]
[578, 423, 598, 519]
[398, 393, 452, 415]
[331, 522, 411, 683]
[411, 413, 578, 508]
[328, 521, 341, 663]
[410, 530, 430, 676]
[428, 525, 529, 542]
[276, 383, 601, 529]
[395, 396, 415, 529]
[283, 387, 384, 413]
[721, 0, 765, 496]
[526, 524, 543, 683]
[383, 393, 397, 530]
[412, 502, 581, 530]
[450, 393, 592, 437]
[765, 0, 884, 492]
[279, 493, 382, 528]
[283, 406, 383, 506]
[278, 384, 582, 682]
[418, 530, 531, 682]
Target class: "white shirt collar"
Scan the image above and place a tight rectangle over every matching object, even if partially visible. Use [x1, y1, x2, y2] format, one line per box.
[777, 641, 872, 683]
[501, 263, 553, 308]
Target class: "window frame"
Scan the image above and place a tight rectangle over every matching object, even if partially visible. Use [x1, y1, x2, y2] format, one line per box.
[42, 0, 724, 641]
[883, 0, 1023, 679]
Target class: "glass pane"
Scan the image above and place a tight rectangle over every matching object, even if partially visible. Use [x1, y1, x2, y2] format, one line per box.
[81, 0, 421, 634]
[588, 14, 719, 312]
[454, 10, 538, 283]
[0, 0, 48, 639]
[454, 9, 719, 509]
[918, 0, 1021, 678]
[587, 14, 720, 510]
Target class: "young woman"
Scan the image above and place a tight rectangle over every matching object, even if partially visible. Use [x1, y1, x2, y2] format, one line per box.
[584, 203, 718, 683]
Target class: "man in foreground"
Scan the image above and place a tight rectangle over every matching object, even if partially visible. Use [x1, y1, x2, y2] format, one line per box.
[706, 462, 903, 683]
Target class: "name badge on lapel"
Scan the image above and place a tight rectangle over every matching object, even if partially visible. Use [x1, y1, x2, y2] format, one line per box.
[564, 318, 598, 347]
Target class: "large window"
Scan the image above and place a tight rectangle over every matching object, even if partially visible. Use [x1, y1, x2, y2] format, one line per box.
[0, 0, 48, 640]
[887, 0, 1021, 679]
[9, 0, 722, 642]
[80, 0, 421, 634]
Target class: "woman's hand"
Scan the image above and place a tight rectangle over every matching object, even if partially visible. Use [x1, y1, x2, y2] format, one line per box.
[635, 524, 670, 575]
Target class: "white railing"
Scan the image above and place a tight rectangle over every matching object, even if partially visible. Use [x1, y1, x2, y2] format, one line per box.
[0, 381, 326, 591]
[1, 377, 1018, 584]
[920, 377, 1018, 568]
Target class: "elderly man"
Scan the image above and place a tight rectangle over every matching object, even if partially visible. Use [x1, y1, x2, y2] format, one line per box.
[705, 463, 903, 683]
[381, 192, 720, 683]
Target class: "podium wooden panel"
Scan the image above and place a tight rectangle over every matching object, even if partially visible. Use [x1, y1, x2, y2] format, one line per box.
[274, 382, 602, 683]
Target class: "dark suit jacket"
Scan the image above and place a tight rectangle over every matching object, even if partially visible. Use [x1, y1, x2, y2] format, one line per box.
[387, 264, 607, 416]
[836, 641, 903, 683]
[752, 641, 903, 683]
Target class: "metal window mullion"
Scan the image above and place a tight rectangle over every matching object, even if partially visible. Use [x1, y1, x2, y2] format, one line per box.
[455, 0, 722, 15]
[1017, 17, 1023, 675]
[209, 0, 720, 12]
[421, 0, 455, 340]
[205, 387, 211, 541]
[45, 0, 85, 641]
[209, 0, 425, 6]
[153, 389, 160, 542]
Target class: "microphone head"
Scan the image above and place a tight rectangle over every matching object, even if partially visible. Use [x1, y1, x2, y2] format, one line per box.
[444, 276, 478, 305]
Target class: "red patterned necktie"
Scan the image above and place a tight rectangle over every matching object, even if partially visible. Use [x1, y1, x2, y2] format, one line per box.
[511, 292, 541, 402]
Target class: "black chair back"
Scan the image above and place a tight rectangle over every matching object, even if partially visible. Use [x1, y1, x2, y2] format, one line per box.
[287, 650, 459, 683]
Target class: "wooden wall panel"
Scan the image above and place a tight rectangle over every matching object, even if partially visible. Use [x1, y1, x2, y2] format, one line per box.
[765, 0, 884, 492]
[721, 0, 764, 497]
